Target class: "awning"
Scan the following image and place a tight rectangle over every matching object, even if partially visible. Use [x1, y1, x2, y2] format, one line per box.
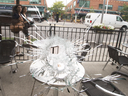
[116, 0, 128, 1]
[28, 8, 39, 11]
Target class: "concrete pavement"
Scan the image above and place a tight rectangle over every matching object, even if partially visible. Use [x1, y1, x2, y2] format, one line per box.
[0, 61, 128, 96]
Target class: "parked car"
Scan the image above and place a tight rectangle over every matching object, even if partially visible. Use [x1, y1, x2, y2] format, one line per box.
[0, 9, 34, 23]
[27, 17, 34, 23]
[85, 13, 128, 31]
[0, 10, 12, 25]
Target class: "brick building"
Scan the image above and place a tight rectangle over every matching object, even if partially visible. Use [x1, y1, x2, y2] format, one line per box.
[0, 0, 47, 18]
[66, 0, 128, 20]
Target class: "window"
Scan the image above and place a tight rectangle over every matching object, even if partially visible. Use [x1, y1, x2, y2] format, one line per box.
[44, 0, 45, 5]
[20, 0, 28, 1]
[79, 0, 90, 8]
[67, 14, 71, 19]
[0, 0, 14, 3]
[74, 1, 76, 7]
[0, 5, 5, 9]
[118, 6, 123, 11]
[0, 10, 12, 16]
[6, 5, 13, 10]
[116, 16, 123, 22]
[70, 5, 72, 9]
[99, 4, 103, 9]
[86, 1, 90, 8]
[0, 5, 13, 10]
[99, 4, 113, 10]
[30, 0, 41, 4]
[106, 5, 113, 10]
[85, 15, 91, 19]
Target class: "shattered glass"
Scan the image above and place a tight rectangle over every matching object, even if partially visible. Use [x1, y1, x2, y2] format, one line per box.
[30, 36, 85, 87]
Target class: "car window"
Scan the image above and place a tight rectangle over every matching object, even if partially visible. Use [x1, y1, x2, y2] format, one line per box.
[86, 15, 91, 18]
[116, 16, 122, 22]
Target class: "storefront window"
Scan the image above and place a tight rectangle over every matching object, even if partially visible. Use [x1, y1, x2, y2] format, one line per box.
[67, 14, 71, 19]
[0, 5, 13, 10]
[0, 5, 5, 9]
[79, 0, 90, 8]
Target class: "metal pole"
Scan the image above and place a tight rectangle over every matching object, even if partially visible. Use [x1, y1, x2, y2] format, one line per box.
[64, 0, 67, 24]
[0, 25, 1, 40]
[49, 24, 52, 36]
[101, 0, 106, 23]
[16, 0, 20, 5]
[54, 24, 56, 36]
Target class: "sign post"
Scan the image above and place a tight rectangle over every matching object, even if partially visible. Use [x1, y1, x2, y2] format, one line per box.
[75, 13, 77, 23]
[101, 0, 106, 23]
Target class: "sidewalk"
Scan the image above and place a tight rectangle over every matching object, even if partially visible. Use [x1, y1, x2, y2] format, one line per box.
[0, 61, 128, 96]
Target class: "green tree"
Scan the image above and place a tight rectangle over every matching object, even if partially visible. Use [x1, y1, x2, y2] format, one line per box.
[121, 4, 128, 21]
[90, 6, 94, 13]
[48, 1, 65, 15]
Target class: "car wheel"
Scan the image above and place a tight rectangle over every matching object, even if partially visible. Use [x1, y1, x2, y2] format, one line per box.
[120, 26, 127, 31]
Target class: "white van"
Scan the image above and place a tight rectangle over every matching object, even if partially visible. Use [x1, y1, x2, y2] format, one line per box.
[85, 13, 128, 31]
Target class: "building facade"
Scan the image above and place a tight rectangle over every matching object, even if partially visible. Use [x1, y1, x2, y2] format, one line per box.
[0, 0, 47, 18]
[66, 0, 128, 20]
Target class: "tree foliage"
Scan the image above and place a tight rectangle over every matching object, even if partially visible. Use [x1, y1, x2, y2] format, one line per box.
[121, 4, 128, 21]
[48, 1, 65, 14]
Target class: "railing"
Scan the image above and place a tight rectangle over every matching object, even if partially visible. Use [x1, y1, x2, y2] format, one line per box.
[0, 24, 128, 62]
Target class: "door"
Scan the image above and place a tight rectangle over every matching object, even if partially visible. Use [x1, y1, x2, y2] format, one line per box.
[114, 16, 123, 28]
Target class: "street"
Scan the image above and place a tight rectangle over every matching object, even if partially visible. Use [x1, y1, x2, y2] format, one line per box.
[35, 20, 87, 28]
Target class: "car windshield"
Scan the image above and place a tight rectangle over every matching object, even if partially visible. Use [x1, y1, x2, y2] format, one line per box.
[116, 16, 123, 22]
[0, 10, 12, 16]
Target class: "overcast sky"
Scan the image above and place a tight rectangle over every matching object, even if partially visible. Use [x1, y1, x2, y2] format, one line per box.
[46, 0, 72, 7]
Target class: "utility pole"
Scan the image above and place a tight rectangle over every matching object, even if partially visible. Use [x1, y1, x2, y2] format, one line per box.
[16, 0, 20, 5]
[101, 0, 106, 23]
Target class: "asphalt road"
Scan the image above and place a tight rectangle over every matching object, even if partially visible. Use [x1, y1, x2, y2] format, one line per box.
[35, 20, 87, 28]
